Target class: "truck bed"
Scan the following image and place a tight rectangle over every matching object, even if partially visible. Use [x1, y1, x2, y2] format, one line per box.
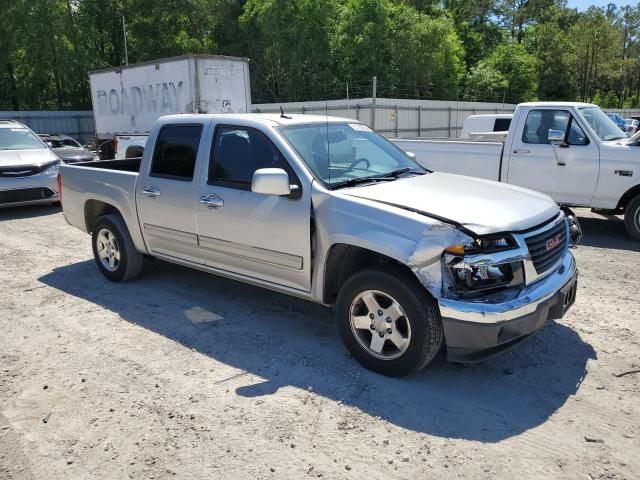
[391, 138, 504, 182]
[74, 158, 142, 173]
[59, 159, 143, 247]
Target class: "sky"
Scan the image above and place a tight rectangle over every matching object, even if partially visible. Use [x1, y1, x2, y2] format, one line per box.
[566, 0, 634, 10]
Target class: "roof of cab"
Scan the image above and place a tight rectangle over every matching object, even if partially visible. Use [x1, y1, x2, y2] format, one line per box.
[155, 113, 362, 127]
[517, 101, 598, 109]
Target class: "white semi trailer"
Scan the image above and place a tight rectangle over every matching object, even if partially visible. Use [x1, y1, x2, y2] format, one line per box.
[89, 54, 251, 159]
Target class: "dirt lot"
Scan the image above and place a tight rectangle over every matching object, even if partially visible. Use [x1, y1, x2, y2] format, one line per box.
[0, 205, 638, 479]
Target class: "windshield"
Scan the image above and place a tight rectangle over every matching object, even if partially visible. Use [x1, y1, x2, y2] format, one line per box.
[581, 107, 627, 141]
[46, 137, 82, 149]
[0, 127, 47, 151]
[279, 122, 425, 187]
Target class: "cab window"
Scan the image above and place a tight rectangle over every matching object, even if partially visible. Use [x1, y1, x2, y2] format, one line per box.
[522, 110, 588, 145]
[209, 126, 293, 190]
[150, 125, 202, 180]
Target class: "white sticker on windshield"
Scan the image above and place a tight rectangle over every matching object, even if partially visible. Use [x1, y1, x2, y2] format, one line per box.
[10, 128, 28, 132]
[349, 123, 372, 132]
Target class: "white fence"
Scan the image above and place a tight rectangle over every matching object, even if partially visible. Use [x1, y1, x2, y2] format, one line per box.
[253, 99, 640, 138]
[252, 98, 518, 138]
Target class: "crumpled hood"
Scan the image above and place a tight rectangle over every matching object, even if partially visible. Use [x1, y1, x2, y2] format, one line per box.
[340, 172, 559, 235]
[0, 148, 59, 168]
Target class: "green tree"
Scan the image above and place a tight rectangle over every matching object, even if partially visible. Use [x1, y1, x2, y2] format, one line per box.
[527, 7, 579, 101]
[466, 42, 537, 102]
[333, 0, 463, 98]
[241, 0, 340, 102]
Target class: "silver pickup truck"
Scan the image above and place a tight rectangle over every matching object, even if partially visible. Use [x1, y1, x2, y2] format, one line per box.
[59, 113, 578, 376]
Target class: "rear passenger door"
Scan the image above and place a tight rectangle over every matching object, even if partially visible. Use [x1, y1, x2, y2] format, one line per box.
[195, 124, 312, 292]
[136, 122, 206, 263]
[507, 108, 599, 205]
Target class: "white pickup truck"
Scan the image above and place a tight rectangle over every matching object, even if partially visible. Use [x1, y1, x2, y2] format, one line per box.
[58, 113, 578, 376]
[393, 102, 640, 239]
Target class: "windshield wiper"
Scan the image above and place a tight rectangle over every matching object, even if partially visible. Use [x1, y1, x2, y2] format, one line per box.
[329, 175, 397, 190]
[329, 168, 425, 190]
[375, 167, 425, 178]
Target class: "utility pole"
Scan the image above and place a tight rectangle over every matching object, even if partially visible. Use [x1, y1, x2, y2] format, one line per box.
[371, 76, 377, 130]
[123, 15, 129, 65]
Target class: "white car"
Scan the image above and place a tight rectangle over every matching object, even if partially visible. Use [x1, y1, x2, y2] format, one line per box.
[0, 120, 60, 207]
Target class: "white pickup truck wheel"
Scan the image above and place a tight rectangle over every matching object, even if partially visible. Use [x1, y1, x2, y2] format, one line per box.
[336, 266, 443, 377]
[91, 214, 143, 282]
[624, 195, 640, 240]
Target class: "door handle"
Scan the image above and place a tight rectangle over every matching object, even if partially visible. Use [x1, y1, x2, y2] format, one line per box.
[142, 185, 161, 198]
[200, 194, 224, 209]
[512, 149, 530, 154]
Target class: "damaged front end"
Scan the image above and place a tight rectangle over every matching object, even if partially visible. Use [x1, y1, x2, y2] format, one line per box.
[407, 223, 529, 301]
[407, 213, 578, 363]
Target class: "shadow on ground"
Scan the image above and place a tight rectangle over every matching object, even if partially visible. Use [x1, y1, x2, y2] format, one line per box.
[0, 204, 61, 221]
[577, 212, 640, 252]
[39, 258, 595, 443]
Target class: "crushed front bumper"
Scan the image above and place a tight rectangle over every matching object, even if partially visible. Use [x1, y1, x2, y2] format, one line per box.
[438, 252, 578, 363]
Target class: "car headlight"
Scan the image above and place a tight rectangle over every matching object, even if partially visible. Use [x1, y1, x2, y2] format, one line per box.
[443, 235, 525, 295]
[40, 160, 61, 175]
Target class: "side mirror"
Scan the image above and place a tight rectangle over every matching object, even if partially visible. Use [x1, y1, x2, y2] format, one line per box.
[251, 168, 291, 196]
[405, 151, 416, 159]
[548, 129, 565, 144]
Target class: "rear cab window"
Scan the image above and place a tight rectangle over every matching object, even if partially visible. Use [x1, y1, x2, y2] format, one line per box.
[150, 125, 203, 181]
[493, 118, 511, 132]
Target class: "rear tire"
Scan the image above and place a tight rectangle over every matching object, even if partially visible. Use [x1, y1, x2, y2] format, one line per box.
[91, 214, 143, 282]
[335, 266, 443, 377]
[624, 195, 640, 240]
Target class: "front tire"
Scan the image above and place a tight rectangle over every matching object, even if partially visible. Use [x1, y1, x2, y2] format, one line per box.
[624, 195, 640, 240]
[91, 214, 143, 282]
[335, 266, 443, 377]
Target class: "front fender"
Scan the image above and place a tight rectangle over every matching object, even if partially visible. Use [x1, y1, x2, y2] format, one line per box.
[310, 184, 472, 301]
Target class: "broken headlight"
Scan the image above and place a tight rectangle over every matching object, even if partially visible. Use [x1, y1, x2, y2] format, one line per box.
[443, 235, 525, 295]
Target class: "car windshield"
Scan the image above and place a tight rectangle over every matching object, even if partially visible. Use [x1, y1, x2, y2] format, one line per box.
[580, 107, 627, 141]
[0, 127, 46, 150]
[279, 122, 425, 188]
[47, 137, 81, 149]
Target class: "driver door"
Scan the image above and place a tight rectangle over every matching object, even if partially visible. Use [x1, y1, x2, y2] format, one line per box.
[195, 124, 312, 292]
[507, 108, 600, 205]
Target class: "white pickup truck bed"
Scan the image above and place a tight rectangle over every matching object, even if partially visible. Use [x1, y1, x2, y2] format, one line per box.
[392, 139, 504, 182]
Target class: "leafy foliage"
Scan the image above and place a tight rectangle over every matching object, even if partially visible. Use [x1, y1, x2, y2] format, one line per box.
[1, 0, 639, 110]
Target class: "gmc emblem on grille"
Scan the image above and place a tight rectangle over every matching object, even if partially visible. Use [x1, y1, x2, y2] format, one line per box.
[546, 235, 562, 251]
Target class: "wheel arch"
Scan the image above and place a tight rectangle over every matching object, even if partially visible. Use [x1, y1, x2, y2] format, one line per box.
[84, 199, 122, 234]
[84, 199, 148, 254]
[322, 243, 425, 305]
[616, 184, 640, 211]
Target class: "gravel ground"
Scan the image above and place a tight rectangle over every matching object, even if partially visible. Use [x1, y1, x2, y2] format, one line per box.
[0, 205, 638, 480]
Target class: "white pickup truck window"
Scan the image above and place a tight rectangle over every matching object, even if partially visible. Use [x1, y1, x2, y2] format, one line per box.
[522, 110, 588, 146]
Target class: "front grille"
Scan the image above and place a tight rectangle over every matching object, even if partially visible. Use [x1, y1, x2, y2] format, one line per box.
[0, 160, 57, 178]
[0, 187, 55, 204]
[524, 219, 567, 274]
